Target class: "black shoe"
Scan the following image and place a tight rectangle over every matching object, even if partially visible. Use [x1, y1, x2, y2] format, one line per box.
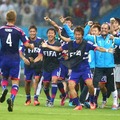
[59, 94, 62, 99]
[7, 98, 13, 112]
[0, 89, 8, 103]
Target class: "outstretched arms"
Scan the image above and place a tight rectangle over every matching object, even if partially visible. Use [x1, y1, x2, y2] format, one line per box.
[96, 46, 114, 53]
[42, 42, 62, 52]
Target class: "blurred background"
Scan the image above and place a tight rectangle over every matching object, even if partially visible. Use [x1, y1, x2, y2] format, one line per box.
[0, 0, 120, 26]
[0, 0, 120, 38]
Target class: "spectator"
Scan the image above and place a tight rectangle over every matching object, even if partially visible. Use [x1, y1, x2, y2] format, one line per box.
[48, 0, 55, 9]
[0, 0, 15, 25]
[20, 4, 34, 26]
[49, 1, 64, 25]
[33, 0, 48, 26]
[62, 0, 71, 17]
[72, 0, 89, 25]
[99, 0, 112, 17]
[110, 0, 120, 7]
[85, 0, 102, 21]
[14, 0, 24, 25]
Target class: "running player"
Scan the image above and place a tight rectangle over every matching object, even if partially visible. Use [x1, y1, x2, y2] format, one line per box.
[0, 10, 34, 112]
[19, 25, 44, 106]
[42, 26, 113, 110]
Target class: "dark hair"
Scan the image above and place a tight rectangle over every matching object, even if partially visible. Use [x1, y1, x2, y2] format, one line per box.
[74, 26, 84, 36]
[91, 24, 101, 32]
[114, 17, 120, 24]
[29, 25, 37, 31]
[47, 28, 56, 35]
[65, 16, 73, 23]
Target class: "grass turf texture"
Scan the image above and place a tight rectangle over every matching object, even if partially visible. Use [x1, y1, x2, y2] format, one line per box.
[0, 86, 120, 120]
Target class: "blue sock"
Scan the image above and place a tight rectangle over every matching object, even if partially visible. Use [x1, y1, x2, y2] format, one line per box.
[44, 87, 51, 100]
[57, 82, 66, 97]
[26, 94, 31, 100]
[89, 95, 95, 103]
[73, 97, 80, 106]
[34, 95, 38, 101]
[51, 83, 58, 103]
[102, 93, 107, 101]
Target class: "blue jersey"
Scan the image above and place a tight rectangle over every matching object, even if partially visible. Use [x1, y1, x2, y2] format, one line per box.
[40, 40, 61, 72]
[19, 37, 43, 59]
[0, 25, 29, 61]
[61, 40, 96, 70]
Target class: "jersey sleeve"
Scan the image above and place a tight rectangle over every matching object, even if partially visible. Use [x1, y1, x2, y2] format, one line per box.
[18, 29, 29, 44]
[86, 41, 97, 51]
[61, 42, 69, 50]
[63, 24, 75, 40]
[19, 45, 25, 52]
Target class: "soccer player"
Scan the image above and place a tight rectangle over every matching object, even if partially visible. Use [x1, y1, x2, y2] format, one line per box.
[44, 16, 74, 102]
[84, 22, 120, 110]
[0, 10, 34, 112]
[80, 22, 101, 107]
[37, 28, 66, 107]
[19, 25, 44, 106]
[110, 17, 120, 108]
[42, 26, 113, 110]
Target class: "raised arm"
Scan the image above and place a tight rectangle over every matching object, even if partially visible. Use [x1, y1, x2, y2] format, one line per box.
[44, 16, 59, 31]
[58, 28, 71, 42]
[59, 16, 75, 40]
[83, 21, 95, 43]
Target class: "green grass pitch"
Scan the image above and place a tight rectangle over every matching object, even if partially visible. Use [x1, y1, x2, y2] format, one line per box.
[0, 86, 120, 120]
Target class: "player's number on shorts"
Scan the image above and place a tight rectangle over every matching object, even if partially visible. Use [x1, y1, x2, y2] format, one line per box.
[6, 33, 12, 47]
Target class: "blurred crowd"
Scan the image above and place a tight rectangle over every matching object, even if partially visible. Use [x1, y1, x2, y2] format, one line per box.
[0, 0, 120, 26]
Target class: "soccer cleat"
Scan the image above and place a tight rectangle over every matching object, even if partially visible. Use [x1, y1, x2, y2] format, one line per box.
[84, 102, 90, 108]
[34, 100, 40, 106]
[69, 102, 73, 107]
[90, 102, 96, 110]
[60, 96, 66, 106]
[73, 105, 82, 110]
[24, 100, 31, 106]
[45, 99, 51, 106]
[80, 103, 85, 107]
[0, 89, 8, 103]
[99, 101, 107, 108]
[7, 98, 13, 112]
[47, 102, 54, 107]
[112, 105, 118, 110]
[59, 94, 62, 99]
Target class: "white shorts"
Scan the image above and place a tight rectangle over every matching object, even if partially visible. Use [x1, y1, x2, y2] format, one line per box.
[114, 64, 120, 82]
